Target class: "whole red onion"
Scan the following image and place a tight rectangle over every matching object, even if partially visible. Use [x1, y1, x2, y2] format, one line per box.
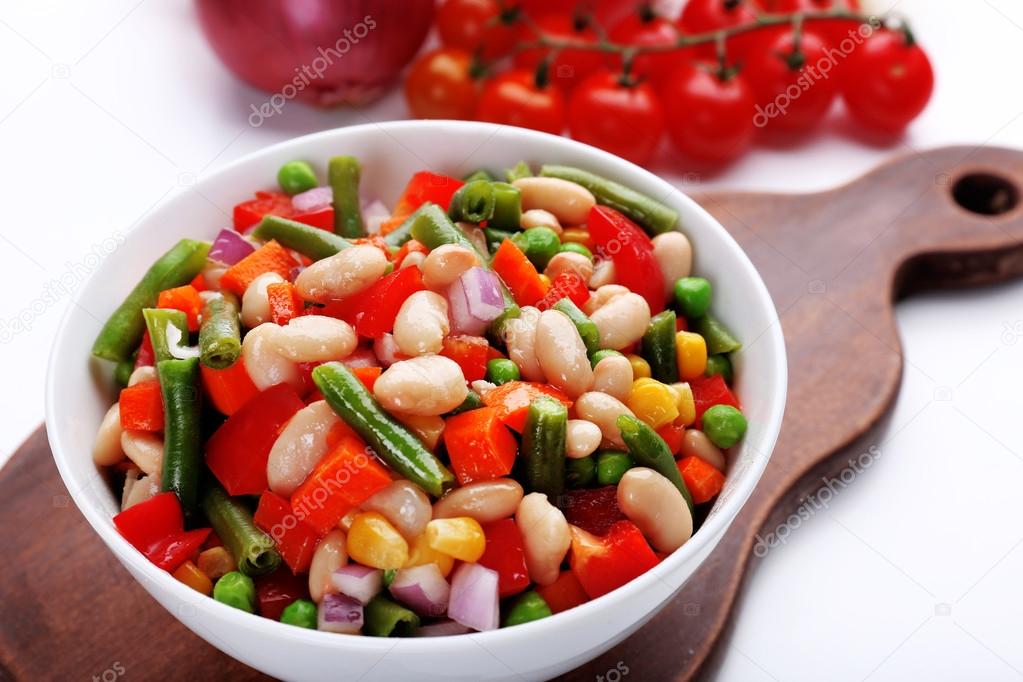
[195, 0, 433, 109]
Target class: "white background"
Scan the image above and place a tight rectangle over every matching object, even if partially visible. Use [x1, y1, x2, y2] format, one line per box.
[2, 1, 1023, 680]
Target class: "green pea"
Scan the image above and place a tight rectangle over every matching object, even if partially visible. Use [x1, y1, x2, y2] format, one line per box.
[674, 277, 712, 319]
[280, 599, 317, 628]
[596, 450, 633, 486]
[558, 242, 593, 260]
[705, 354, 733, 383]
[589, 348, 623, 369]
[486, 358, 521, 386]
[277, 160, 319, 196]
[511, 227, 561, 271]
[213, 571, 256, 613]
[566, 456, 596, 489]
[702, 405, 747, 448]
[502, 591, 552, 627]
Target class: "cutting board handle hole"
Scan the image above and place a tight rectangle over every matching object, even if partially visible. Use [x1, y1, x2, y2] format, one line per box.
[952, 172, 1019, 216]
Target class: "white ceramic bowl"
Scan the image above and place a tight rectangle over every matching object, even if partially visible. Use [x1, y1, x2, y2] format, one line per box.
[46, 121, 786, 682]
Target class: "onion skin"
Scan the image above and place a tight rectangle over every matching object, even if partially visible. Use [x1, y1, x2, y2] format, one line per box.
[196, 0, 434, 108]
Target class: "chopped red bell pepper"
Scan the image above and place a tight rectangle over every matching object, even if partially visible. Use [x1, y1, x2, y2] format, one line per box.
[200, 358, 262, 416]
[561, 486, 627, 536]
[394, 239, 429, 268]
[440, 335, 489, 382]
[254, 491, 320, 573]
[266, 281, 304, 325]
[379, 171, 464, 235]
[113, 492, 211, 572]
[157, 285, 203, 332]
[290, 436, 391, 536]
[292, 207, 334, 231]
[351, 366, 382, 393]
[690, 374, 740, 426]
[443, 407, 518, 485]
[189, 272, 207, 292]
[481, 381, 573, 432]
[134, 331, 155, 369]
[569, 521, 659, 599]
[587, 205, 665, 314]
[536, 271, 591, 311]
[491, 239, 548, 307]
[536, 570, 589, 614]
[478, 519, 530, 598]
[656, 421, 686, 456]
[205, 383, 305, 496]
[118, 380, 164, 432]
[677, 455, 725, 505]
[256, 569, 312, 620]
[233, 190, 294, 232]
[331, 266, 426, 338]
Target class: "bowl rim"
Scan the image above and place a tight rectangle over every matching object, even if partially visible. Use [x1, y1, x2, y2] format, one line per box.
[45, 120, 787, 658]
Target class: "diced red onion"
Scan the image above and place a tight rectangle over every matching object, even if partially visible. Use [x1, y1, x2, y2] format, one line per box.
[318, 592, 363, 634]
[389, 564, 450, 618]
[415, 620, 472, 637]
[292, 186, 333, 213]
[446, 267, 505, 336]
[363, 200, 390, 235]
[342, 347, 379, 369]
[209, 228, 255, 265]
[447, 563, 499, 632]
[373, 333, 406, 368]
[331, 564, 383, 605]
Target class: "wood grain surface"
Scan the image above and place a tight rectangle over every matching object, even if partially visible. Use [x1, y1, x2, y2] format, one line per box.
[3, 146, 1023, 682]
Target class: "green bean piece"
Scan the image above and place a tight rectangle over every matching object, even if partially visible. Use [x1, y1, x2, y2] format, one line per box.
[202, 485, 281, 576]
[558, 242, 593, 260]
[280, 599, 317, 628]
[381, 206, 430, 248]
[91, 239, 210, 362]
[511, 227, 560, 271]
[448, 179, 496, 224]
[673, 277, 712, 319]
[503, 590, 552, 627]
[277, 160, 318, 196]
[382, 568, 398, 588]
[463, 168, 494, 182]
[705, 354, 733, 383]
[589, 348, 624, 369]
[312, 363, 455, 497]
[523, 397, 567, 499]
[328, 155, 365, 238]
[213, 571, 256, 613]
[252, 215, 350, 261]
[157, 357, 202, 518]
[198, 292, 241, 369]
[694, 314, 741, 355]
[552, 298, 599, 355]
[143, 308, 189, 364]
[565, 456, 596, 489]
[489, 181, 522, 232]
[363, 595, 420, 637]
[447, 389, 485, 416]
[642, 310, 679, 383]
[114, 358, 134, 388]
[485, 358, 521, 386]
[483, 227, 515, 254]
[702, 405, 747, 448]
[539, 164, 678, 235]
[505, 161, 533, 183]
[595, 450, 634, 486]
[617, 414, 694, 513]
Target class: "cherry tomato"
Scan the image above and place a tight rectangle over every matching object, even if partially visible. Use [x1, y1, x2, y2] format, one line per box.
[678, 0, 759, 60]
[475, 69, 566, 135]
[404, 47, 478, 120]
[518, 0, 639, 28]
[567, 69, 665, 165]
[754, 0, 864, 50]
[515, 13, 606, 92]
[661, 63, 755, 163]
[436, 0, 521, 61]
[841, 30, 933, 133]
[742, 28, 837, 132]
[608, 10, 687, 88]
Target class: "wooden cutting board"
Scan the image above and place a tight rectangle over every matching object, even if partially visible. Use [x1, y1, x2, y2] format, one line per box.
[4, 146, 1023, 682]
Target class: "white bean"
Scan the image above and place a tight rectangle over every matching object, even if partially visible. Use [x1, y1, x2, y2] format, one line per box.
[617, 468, 693, 552]
[93, 403, 125, 466]
[393, 291, 449, 356]
[122, 472, 159, 511]
[544, 252, 593, 284]
[120, 430, 163, 476]
[651, 232, 693, 298]
[295, 244, 389, 303]
[592, 355, 634, 402]
[582, 284, 628, 315]
[520, 208, 562, 234]
[588, 259, 616, 289]
[374, 332, 405, 367]
[470, 379, 497, 396]
[504, 306, 543, 382]
[433, 479, 524, 523]
[266, 315, 357, 363]
[421, 244, 478, 291]
[374, 355, 468, 416]
[512, 177, 596, 225]
[202, 263, 227, 290]
[400, 251, 426, 270]
[267, 401, 340, 497]
[241, 322, 302, 391]
[309, 530, 348, 603]
[241, 272, 285, 328]
[590, 292, 651, 350]
[681, 429, 726, 471]
[565, 419, 602, 459]
[535, 310, 593, 398]
[574, 392, 634, 447]
[515, 493, 571, 586]
[361, 480, 432, 540]
[127, 365, 157, 386]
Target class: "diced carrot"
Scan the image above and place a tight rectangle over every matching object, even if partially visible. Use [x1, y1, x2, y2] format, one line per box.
[157, 285, 203, 332]
[481, 381, 573, 432]
[352, 366, 383, 392]
[325, 420, 361, 450]
[491, 239, 548, 307]
[266, 281, 303, 325]
[676, 455, 725, 504]
[379, 215, 407, 235]
[173, 560, 213, 596]
[189, 272, 207, 292]
[119, 380, 164, 431]
[200, 359, 261, 416]
[443, 407, 518, 485]
[219, 240, 298, 297]
[536, 570, 589, 614]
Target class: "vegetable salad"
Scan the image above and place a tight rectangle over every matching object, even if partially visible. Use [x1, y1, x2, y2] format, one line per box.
[90, 155, 747, 636]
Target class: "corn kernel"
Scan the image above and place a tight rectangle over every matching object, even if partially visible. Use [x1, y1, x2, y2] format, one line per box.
[196, 546, 235, 581]
[671, 382, 697, 426]
[173, 560, 213, 596]
[405, 533, 455, 577]
[560, 228, 591, 246]
[627, 354, 651, 379]
[425, 517, 486, 563]
[347, 512, 409, 569]
[626, 378, 680, 429]
[539, 273, 552, 289]
[676, 332, 707, 380]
